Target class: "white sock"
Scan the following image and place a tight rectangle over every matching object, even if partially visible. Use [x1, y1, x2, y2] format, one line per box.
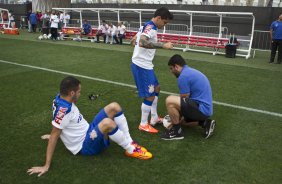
[114, 113, 133, 143]
[151, 96, 159, 122]
[109, 128, 135, 154]
[141, 102, 152, 126]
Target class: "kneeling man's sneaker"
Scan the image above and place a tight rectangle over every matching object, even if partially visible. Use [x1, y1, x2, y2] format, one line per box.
[203, 119, 216, 139]
[161, 126, 184, 140]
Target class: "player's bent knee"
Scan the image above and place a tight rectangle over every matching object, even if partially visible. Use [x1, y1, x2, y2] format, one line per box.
[105, 102, 122, 115]
[109, 102, 121, 111]
[166, 95, 180, 107]
[166, 95, 175, 105]
[99, 118, 117, 133]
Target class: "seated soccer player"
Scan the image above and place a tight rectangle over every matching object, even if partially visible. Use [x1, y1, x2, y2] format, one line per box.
[27, 76, 152, 177]
[81, 19, 91, 35]
[95, 20, 108, 43]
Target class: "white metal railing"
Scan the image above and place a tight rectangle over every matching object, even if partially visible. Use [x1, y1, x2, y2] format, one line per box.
[192, 25, 229, 38]
[252, 30, 272, 58]
[52, 8, 255, 59]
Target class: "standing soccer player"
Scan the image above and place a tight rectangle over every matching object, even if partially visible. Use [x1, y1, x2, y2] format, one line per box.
[131, 7, 174, 134]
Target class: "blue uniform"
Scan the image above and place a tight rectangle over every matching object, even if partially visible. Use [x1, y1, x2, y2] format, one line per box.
[131, 21, 159, 98]
[269, 20, 282, 63]
[131, 63, 159, 98]
[270, 20, 282, 40]
[29, 13, 37, 25]
[178, 65, 213, 117]
[80, 109, 110, 155]
[52, 95, 109, 155]
[82, 23, 91, 35]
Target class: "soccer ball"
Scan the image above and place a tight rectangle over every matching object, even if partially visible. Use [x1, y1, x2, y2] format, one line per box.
[73, 37, 81, 42]
[163, 115, 172, 129]
[47, 34, 52, 39]
[38, 35, 43, 40]
[59, 34, 64, 41]
[43, 34, 47, 39]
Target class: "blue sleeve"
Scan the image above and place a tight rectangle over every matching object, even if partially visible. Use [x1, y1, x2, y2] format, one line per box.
[270, 21, 275, 30]
[178, 76, 190, 95]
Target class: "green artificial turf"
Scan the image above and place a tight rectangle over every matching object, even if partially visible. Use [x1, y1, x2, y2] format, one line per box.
[0, 31, 281, 184]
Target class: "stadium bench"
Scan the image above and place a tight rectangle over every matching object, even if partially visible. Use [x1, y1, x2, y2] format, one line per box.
[157, 34, 229, 49]
[80, 28, 98, 39]
[124, 30, 137, 40]
[187, 36, 229, 49]
[61, 27, 82, 36]
[123, 31, 228, 50]
[61, 27, 98, 40]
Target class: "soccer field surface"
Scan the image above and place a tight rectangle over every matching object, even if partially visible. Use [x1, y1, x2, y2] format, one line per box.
[0, 31, 281, 184]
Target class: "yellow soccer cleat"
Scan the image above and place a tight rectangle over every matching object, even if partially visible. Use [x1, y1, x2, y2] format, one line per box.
[131, 141, 148, 152]
[125, 147, 153, 160]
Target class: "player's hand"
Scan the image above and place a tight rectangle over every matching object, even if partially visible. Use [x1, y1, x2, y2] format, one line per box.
[163, 42, 174, 49]
[27, 166, 49, 177]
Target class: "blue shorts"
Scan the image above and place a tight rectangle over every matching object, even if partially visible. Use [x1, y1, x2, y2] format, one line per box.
[131, 63, 159, 98]
[80, 109, 110, 155]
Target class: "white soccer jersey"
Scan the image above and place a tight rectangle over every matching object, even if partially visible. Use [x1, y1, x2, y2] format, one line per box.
[50, 14, 59, 28]
[132, 20, 158, 70]
[98, 24, 109, 34]
[118, 24, 126, 34]
[52, 95, 89, 155]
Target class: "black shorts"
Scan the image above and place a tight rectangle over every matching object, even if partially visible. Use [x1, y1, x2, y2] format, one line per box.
[180, 97, 209, 122]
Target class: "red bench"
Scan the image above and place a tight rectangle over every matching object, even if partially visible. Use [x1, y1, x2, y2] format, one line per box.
[80, 28, 97, 38]
[61, 27, 98, 39]
[188, 36, 229, 49]
[124, 31, 137, 40]
[124, 31, 228, 49]
[157, 33, 228, 49]
[61, 27, 82, 36]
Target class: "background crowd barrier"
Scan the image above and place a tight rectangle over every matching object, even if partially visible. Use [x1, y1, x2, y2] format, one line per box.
[53, 7, 255, 59]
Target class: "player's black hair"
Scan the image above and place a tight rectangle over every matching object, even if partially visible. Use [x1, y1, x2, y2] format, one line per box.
[168, 54, 186, 67]
[60, 76, 81, 96]
[154, 7, 173, 20]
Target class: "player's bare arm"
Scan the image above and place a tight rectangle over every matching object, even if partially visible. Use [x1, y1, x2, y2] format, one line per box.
[130, 34, 137, 46]
[27, 126, 61, 177]
[139, 35, 173, 49]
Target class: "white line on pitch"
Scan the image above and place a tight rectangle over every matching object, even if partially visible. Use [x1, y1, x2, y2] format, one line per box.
[1, 59, 281, 118]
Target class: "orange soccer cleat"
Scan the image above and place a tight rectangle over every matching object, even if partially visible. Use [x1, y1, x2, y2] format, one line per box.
[150, 116, 163, 126]
[138, 124, 159, 134]
[131, 141, 148, 152]
[125, 147, 152, 160]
